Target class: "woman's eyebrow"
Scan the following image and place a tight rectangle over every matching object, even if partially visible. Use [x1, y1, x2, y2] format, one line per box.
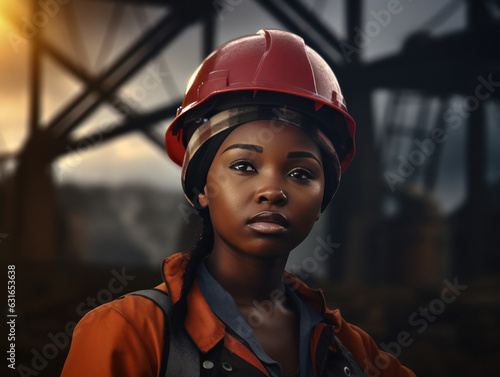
[221, 144, 263, 154]
[287, 151, 321, 165]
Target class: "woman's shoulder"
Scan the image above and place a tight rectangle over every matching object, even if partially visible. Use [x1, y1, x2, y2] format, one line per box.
[79, 284, 169, 336]
[61, 284, 168, 377]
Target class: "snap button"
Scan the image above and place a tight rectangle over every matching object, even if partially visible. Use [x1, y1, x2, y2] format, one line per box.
[202, 360, 214, 369]
[222, 361, 233, 372]
[344, 366, 351, 376]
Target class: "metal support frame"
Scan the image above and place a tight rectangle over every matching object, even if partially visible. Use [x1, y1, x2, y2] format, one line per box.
[3, 0, 216, 259]
[254, 0, 345, 67]
[46, 9, 191, 141]
[28, 1, 41, 134]
[0, 0, 497, 281]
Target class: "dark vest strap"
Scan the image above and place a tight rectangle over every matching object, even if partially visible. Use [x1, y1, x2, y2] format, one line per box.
[127, 289, 200, 377]
[333, 335, 370, 376]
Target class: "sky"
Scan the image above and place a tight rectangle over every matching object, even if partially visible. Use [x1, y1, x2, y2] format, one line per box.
[0, 0, 497, 214]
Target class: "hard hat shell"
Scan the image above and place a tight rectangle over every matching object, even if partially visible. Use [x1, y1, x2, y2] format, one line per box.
[165, 29, 356, 171]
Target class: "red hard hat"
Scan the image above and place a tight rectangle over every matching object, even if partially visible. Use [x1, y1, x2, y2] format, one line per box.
[165, 29, 356, 172]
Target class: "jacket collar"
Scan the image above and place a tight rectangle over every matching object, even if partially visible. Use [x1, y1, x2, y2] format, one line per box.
[283, 271, 342, 327]
[161, 253, 342, 352]
[161, 253, 226, 352]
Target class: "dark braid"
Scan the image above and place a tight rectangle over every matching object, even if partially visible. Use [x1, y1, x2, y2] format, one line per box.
[171, 209, 213, 329]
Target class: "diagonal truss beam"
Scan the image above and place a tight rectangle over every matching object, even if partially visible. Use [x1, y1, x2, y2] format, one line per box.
[45, 5, 196, 141]
[255, 0, 345, 68]
[53, 103, 180, 157]
[41, 37, 181, 153]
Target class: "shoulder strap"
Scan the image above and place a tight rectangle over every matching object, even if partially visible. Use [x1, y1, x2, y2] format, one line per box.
[332, 335, 370, 377]
[127, 289, 200, 377]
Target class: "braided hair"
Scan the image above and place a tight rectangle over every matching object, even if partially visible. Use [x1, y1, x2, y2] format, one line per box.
[171, 209, 214, 328]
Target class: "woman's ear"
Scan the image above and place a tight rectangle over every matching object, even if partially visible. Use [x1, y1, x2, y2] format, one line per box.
[198, 186, 209, 208]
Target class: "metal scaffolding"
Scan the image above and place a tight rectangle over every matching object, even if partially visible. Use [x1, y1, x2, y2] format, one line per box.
[1, 0, 499, 280]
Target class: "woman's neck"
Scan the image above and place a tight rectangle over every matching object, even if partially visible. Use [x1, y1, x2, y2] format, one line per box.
[206, 243, 289, 308]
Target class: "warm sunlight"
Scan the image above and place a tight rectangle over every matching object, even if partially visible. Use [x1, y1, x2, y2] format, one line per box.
[0, 1, 30, 50]
[0, 2, 9, 33]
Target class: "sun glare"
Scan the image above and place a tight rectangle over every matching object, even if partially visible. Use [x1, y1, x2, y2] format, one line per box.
[0, 1, 14, 33]
[0, 12, 8, 34]
[0, 2, 30, 33]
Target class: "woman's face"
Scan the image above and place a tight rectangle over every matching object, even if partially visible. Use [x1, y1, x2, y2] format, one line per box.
[198, 120, 325, 258]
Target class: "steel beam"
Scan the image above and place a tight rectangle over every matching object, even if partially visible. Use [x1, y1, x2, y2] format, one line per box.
[28, 0, 41, 134]
[40, 38, 180, 152]
[254, 0, 344, 68]
[54, 103, 180, 158]
[45, 6, 196, 140]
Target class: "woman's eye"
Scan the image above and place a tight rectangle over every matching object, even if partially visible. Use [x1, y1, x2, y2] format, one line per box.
[289, 169, 314, 180]
[229, 161, 256, 172]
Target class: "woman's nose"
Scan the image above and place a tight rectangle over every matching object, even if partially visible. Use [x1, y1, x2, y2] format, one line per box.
[254, 179, 288, 206]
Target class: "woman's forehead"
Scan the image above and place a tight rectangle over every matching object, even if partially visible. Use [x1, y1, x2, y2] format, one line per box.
[219, 120, 321, 153]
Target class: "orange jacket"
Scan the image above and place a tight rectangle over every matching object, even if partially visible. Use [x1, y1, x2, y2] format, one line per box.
[61, 253, 415, 377]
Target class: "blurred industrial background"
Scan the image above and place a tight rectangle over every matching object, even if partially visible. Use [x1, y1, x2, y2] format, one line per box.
[1, 0, 499, 375]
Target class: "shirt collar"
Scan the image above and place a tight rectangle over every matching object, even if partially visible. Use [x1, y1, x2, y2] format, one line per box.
[197, 261, 322, 377]
[286, 283, 323, 377]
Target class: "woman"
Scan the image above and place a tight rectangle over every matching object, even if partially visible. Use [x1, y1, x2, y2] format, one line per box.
[61, 29, 415, 377]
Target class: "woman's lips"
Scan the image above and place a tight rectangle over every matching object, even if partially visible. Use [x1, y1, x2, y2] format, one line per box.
[247, 211, 289, 234]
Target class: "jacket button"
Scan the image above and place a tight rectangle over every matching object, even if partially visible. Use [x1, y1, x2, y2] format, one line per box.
[203, 360, 214, 369]
[222, 362, 233, 372]
[344, 366, 351, 376]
